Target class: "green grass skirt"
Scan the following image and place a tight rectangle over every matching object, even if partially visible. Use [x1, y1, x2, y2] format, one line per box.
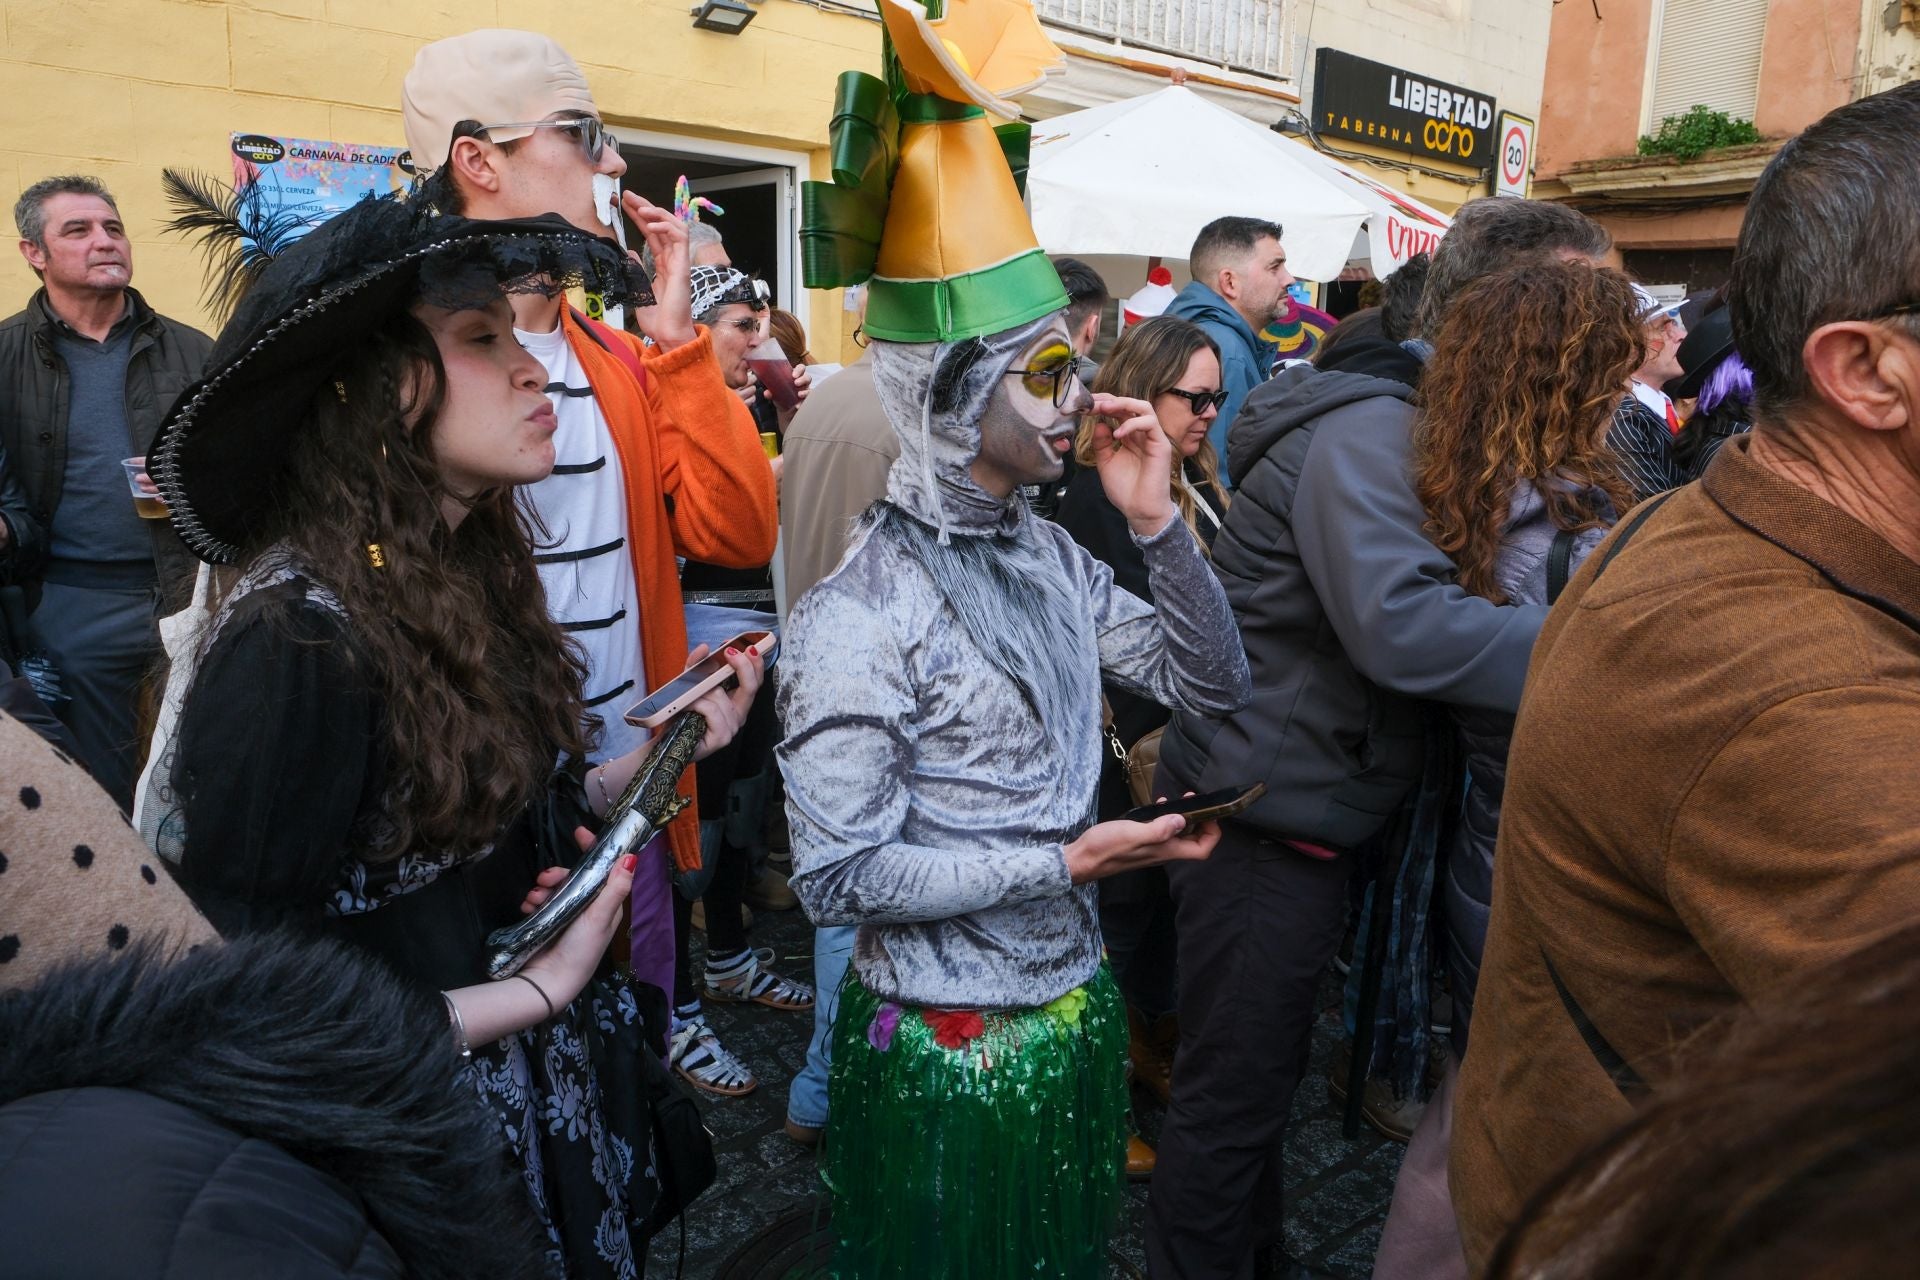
[822, 965, 1128, 1279]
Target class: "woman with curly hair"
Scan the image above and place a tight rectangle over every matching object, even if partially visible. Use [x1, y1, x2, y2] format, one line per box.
[1375, 257, 1643, 1277]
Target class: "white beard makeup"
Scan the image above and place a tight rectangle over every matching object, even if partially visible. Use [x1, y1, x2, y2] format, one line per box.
[591, 174, 627, 329]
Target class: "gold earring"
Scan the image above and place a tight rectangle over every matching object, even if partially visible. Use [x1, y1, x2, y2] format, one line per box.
[334, 380, 349, 403]
[366, 543, 387, 569]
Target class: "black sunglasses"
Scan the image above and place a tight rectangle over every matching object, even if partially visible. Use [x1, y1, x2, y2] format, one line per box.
[1162, 387, 1229, 414]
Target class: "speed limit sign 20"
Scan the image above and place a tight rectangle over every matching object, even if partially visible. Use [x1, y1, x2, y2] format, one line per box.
[1494, 112, 1535, 198]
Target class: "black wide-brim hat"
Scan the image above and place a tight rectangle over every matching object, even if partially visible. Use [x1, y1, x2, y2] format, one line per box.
[1666, 304, 1736, 402]
[151, 194, 650, 564]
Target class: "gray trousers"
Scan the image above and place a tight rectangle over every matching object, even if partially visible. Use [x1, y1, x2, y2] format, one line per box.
[32, 580, 159, 811]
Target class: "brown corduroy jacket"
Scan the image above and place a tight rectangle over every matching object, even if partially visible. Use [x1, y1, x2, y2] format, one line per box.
[1452, 435, 1920, 1268]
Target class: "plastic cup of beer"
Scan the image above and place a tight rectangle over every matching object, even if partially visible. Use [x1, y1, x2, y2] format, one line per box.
[122, 457, 167, 519]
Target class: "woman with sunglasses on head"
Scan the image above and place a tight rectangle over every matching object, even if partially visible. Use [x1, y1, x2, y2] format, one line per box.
[1051, 314, 1231, 1174]
[146, 196, 764, 1278]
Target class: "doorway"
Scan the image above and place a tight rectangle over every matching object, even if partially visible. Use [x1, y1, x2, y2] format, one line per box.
[616, 131, 805, 314]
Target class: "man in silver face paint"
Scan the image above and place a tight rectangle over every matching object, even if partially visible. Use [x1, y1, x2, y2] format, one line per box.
[776, 306, 1252, 1274]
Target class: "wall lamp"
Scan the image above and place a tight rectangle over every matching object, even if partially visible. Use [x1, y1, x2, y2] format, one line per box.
[690, 0, 757, 32]
[1271, 110, 1310, 137]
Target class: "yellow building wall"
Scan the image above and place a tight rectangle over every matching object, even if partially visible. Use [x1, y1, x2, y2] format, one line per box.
[0, 0, 881, 350]
[1280, 134, 1481, 215]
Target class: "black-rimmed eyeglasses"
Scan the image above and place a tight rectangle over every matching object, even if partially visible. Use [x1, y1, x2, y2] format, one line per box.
[1003, 350, 1084, 409]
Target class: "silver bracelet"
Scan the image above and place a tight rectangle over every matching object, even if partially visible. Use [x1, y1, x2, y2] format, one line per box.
[593, 765, 613, 810]
[442, 991, 470, 1062]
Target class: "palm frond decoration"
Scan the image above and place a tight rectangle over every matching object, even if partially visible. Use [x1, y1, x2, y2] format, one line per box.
[159, 168, 311, 324]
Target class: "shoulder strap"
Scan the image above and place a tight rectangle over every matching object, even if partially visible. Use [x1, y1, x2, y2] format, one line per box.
[1546, 529, 1576, 605]
[1591, 490, 1678, 583]
[570, 307, 649, 393]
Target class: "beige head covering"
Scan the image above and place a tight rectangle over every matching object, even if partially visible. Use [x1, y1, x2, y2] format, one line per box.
[402, 29, 598, 174]
[0, 711, 216, 990]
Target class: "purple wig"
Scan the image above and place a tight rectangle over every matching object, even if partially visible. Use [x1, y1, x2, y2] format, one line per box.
[1696, 350, 1753, 417]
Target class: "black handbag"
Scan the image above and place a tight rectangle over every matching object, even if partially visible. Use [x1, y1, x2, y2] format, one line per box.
[639, 1051, 718, 1237]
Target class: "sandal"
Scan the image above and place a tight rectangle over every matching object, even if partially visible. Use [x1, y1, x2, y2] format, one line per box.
[669, 1015, 758, 1097]
[704, 951, 815, 1012]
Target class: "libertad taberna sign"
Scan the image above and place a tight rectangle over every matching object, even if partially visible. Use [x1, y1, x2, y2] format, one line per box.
[1312, 48, 1498, 166]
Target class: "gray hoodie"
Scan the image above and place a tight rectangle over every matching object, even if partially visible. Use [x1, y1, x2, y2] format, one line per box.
[777, 330, 1251, 1009]
[1159, 361, 1546, 850]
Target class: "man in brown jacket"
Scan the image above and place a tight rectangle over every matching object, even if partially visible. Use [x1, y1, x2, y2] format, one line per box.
[1454, 81, 1920, 1267]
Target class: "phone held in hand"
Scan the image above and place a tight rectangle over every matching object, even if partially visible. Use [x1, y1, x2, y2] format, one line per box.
[622, 630, 776, 728]
[1123, 783, 1266, 827]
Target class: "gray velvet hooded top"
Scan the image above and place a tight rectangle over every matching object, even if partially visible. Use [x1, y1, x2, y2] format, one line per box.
[777, 320, 1251, 1009]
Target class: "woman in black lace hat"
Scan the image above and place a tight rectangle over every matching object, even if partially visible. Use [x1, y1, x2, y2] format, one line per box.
[146, 193, 764, 1278]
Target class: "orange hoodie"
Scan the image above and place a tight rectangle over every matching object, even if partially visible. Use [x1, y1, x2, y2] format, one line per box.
[561, 312, 778, 872]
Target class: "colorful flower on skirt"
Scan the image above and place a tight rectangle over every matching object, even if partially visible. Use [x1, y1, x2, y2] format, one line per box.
[922, 1007, 986, 1050]
[1043, 985, 1088, 1028]
[868, 1002, 903, 1052]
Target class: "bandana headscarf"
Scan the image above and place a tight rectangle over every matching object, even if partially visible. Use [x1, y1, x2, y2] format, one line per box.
[689, 265, 758, 321]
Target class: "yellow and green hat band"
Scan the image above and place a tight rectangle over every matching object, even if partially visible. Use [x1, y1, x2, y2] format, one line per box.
[864, 248, 1067, 343]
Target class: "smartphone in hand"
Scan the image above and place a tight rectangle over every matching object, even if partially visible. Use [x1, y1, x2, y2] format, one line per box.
[622, 630, 776, 728]
[1123, 783, 1266, 827]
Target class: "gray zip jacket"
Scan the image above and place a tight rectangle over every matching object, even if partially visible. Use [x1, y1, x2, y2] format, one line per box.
[1160, 360, 1546, 850]
[777, 342, 1250, 1009]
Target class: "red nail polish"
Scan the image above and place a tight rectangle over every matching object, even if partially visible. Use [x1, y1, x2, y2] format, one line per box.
[725, 646, 740, 656]
[621, 854, 637, 872]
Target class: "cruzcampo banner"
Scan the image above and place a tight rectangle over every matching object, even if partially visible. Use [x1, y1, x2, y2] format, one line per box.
[229, 133, 410, 243]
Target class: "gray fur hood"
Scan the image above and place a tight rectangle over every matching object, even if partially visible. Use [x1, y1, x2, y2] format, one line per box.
[0, 932, 547, 1280]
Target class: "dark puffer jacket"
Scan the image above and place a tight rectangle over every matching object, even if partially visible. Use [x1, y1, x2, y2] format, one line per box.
[0, 932, 548, 1280]
[1158, 350, 1547, 850]
[0, 289, 211, 610]
[1442, 481, 1611, 1051]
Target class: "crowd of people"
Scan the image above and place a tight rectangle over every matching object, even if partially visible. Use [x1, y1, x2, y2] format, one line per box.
[1, 8, 1918, 1280]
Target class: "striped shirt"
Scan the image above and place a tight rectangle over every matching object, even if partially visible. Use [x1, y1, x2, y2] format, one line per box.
[516, 322, 647, 761]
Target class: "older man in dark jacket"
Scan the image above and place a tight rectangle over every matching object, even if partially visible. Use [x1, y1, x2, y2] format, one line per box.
[1145, 199, 1613, 1280]
[2, 175, 211, 808]
[1455, 82, 1920, 1269]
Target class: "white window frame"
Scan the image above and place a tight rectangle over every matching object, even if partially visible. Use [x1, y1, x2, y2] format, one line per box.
[1641, 0, 1669, 136]
[614, 127, 808, 315]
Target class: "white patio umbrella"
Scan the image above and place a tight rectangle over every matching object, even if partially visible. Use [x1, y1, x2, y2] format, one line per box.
[1028, 86, 1447, 282]
[1282, 138, 1453, 280]
[1028, 87, 1368, 282]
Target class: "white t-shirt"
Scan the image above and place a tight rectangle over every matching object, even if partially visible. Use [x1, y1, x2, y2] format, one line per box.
[516, 322, 649, 762]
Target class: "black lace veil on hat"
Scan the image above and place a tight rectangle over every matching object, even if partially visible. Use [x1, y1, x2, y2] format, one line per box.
[149, 180, 651, 564]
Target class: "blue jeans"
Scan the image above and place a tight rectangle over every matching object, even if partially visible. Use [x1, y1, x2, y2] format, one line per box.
[787, 923, 856, 1128]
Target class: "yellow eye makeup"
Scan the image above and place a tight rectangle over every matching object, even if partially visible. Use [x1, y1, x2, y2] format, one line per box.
[1005, 342, 1081, 408]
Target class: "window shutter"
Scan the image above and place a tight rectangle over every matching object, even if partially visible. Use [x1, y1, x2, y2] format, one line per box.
[1648, 0, 1770, 128]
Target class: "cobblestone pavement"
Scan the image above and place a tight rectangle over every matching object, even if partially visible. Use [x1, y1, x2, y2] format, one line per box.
[647, 898, 1399, 1279]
